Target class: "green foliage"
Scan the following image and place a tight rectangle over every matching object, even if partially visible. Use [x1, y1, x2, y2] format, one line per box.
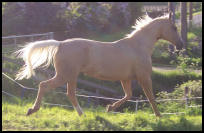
[192, 2, 202, 12]
[2, 3, 26, 36]
[151, 68, 201, 94]
[188, 25, 202, 40]
[168, 25, 202, 71]
[175, 11, 180, 19]
[156, 80, 202, 113]
[187, 26, 202, 57]
[175, 80, 202, 98]
[2, 2, 143, 39]
[127, 2, 142, 25]
[173, 56, 202, 72]
[152, 40, 173, 65]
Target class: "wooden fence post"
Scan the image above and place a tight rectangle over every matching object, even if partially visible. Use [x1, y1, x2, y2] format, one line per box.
[87, 97, 91, 107]
[14, 37, 16, 45]
[135, 100, 138, 113]
[31, 36, 34, 42]
[21, 88, 26, 101]
[49, 32, 54, 39]
[185, 86, 189, 108]
[96, 89, 99, 106]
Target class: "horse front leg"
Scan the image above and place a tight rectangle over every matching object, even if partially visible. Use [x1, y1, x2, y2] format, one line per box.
[106, 80, 132, 112]
[138, 76, 161, 117]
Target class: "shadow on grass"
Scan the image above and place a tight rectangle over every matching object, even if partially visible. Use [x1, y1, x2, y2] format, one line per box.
[95, 116, 124, 131]
[150, 116, 202, 131]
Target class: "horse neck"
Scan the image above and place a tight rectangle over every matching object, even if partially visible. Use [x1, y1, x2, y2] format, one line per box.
[127, 21, 161, 55]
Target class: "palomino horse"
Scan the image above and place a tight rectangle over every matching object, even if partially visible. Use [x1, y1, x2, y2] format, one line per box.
[15, 12, 183, 117]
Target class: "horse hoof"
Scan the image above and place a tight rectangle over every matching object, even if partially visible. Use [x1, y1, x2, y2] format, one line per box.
[78, 111, 83, 117]
[26, 107, 39, 116]
[156, 114, 162, 118]
[26, 108, 34, 116]
[106, 104, 113, 112]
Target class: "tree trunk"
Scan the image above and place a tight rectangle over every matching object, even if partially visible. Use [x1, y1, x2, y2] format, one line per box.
[189, 2, 193, 28]
[168, 2, 176, 23]
[168, 2, 176, 54]
[180, 2, 187, 51]
[189, 2, 193, 21]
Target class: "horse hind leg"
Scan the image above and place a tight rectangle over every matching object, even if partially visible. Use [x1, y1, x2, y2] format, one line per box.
[66, 80, 83, 116]
[106, 80, 132, 112]
[26, 75, 66, 116]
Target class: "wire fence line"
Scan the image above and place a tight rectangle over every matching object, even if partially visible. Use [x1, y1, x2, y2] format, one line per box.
[2, 50, 18, 54]
[2, 72, 202, 104]
[2, 89, 200, 116]
[2, 32, 53, 44]
[2, 72, 202, 116]
[2, 32, 54, 55]
[2, 90, 19, 99]
[2, 32, 53, 39]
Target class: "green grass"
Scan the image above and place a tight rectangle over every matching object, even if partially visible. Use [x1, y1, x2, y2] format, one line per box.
[152, 69, 201, 93]
[193, 11, 202, 16]
[2, 100, 202, 131]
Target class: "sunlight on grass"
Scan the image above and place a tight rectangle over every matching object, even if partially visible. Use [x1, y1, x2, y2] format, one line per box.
[2, 101, 202, 131]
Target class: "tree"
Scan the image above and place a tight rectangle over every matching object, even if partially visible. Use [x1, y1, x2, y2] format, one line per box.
[23, 2, 61, 33]
[2, 2, 26, 35]
[168, 2, 176, 23]
[189, 2, 193, 21]
[168, 2, 176, 54]
[128, 2, 142, 25]
[189, 2, 193, 28]
[109, 3, 127, 30]
[180, 2, 187, 51]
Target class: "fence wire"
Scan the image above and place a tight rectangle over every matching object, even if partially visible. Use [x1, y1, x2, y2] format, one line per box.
[2, 72, 202, 103]
[2, 72, 202, 116]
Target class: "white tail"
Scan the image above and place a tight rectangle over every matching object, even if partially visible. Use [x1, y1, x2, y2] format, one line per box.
[15, 40, 60, 80]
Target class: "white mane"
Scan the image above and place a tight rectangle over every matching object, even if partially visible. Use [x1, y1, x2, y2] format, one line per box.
[126, 14, 169, 38]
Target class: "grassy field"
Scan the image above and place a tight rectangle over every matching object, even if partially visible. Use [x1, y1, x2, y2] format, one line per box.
[2, 100, 202, 131]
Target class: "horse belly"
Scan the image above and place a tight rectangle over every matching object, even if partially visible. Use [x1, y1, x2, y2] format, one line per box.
[82, 56, 132, 81]
[83, 67, 130, 81]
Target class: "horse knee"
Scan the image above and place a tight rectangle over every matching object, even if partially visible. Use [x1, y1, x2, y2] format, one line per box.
[66, 92, 72, 98]
[66, 88, 75, 97]
[67, 92, 76, 102]
[39, 81, 48, 93]
[39, 81, 46, 88]
[126, 95, 132, 100]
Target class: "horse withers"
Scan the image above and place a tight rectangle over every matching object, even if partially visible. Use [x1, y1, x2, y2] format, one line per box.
[15, 12, 183, 117]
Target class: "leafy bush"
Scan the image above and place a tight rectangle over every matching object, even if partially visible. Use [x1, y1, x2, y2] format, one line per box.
[171, 56, 202, 72]
[152, 40, 174, 65]
[175, 80, 202, 98]
[156, 80, 202, 113]
[2, 2, 143, 39]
